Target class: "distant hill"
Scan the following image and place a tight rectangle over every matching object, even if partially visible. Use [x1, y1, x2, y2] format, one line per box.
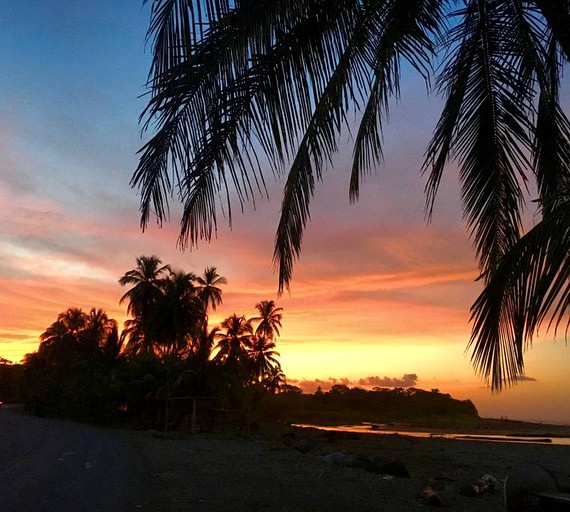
[262, 384, 478, 424]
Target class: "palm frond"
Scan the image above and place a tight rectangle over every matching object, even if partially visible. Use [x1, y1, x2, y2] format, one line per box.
[274, 0, 443, 292]
[469, 196, 570, 391]
[533, 38, 570, 211]
[350, 0, 442, 201]
[136, 0, 570, 391]
[533, 0, 570, 60]
[425, 0, 535, 275]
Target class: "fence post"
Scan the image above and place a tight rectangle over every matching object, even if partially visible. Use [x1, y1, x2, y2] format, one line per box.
[191, 398, 197, 433]
[164, 399, 168, 432]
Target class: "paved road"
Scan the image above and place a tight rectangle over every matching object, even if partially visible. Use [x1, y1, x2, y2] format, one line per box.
[0, 406, 154, 512]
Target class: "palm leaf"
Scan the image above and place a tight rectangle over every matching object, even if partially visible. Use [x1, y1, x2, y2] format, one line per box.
[469, 195, 570, 390]
[350, 0, 442, 202]
[275, 0, 443, 291]
[425, 0, 536, 276]
[136, 1, 570, 390]
[533, 38, 570, 212]
[533, 0, 570, 60]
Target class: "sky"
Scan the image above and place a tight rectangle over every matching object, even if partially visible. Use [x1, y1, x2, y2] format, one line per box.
[1, 1, 569, 424]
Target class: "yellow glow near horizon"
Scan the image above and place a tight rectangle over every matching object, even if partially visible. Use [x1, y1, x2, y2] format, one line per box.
[278, 339, 472, 382]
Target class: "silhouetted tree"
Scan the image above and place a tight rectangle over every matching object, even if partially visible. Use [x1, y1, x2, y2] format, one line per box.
[190, 325, 219, 370]
[39, 307, 117, 361]
[120, 258, 226, 358]
[0, 358, 23, 403]
[156, 270, 204, 356]
[101, 323, 125, 362]
[214, 314, 254, 366]
[119, 255, 171, 354]
[261, 365, 287, 394]
[196, 266, 227, 317]
[25, 307, 127, 421]
[251, 300, 283, 341]
[21, 258, 289, 429]
[248, 335, 281, 385]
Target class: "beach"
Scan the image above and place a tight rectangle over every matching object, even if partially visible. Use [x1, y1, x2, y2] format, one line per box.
[2, 407, 570, 511]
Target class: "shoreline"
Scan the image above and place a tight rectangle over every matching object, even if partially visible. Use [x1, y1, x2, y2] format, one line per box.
[293, 416, 570, 437]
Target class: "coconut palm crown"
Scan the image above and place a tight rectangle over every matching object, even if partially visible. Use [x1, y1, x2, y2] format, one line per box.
[134, 0, 570, 390]
[251, 300, 283, 340]
[196, 266, 228, 313]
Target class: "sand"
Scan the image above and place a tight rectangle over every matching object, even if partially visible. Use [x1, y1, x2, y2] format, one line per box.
[141, 424, 570, 511]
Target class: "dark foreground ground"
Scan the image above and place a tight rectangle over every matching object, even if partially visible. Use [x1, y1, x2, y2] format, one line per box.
[1, 406, 570, 511]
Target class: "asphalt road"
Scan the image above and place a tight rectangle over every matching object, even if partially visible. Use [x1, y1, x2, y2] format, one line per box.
[0, 406, 154, 512]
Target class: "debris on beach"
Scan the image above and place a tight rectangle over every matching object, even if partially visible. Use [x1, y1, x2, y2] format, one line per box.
[378, 460, 411, 478]
[421, 484, 443, 506]
[321, 450, 411, 478]
[479, 474, 499, 492]
[458, 474, 499, 497]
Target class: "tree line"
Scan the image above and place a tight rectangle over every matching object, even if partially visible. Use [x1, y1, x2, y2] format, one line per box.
[0, 254, 479, 430]
[262, 384, 479, 426]
[3, 256, 285, 429]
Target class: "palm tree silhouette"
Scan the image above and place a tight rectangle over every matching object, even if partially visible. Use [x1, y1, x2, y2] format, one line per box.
[39, 307, 88, 355]
[262, 365, 288, 394]
[119, 256, 170, 315]
[248, 336, 281, 385]
[119, 255, 171, 354]
[85, 308, 118, 352]
[196, 266, 227, 316]
[134, 2, 570, 390]
[157, 270, 204, 356]
[101, 322, 124, 361]
[251, 300, 283, 341]
[191, 325, 220, 369]
[39, 307, 120, 361]
[214, 314, 254, 366]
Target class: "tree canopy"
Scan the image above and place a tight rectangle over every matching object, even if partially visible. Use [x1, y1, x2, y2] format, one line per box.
[20, 257, 286, 428]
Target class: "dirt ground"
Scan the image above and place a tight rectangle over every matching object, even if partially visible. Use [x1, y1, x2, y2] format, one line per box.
[2, 407, 570, 511]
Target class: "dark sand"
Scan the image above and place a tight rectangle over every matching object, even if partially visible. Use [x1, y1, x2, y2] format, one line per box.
[144, 423, 570, 511]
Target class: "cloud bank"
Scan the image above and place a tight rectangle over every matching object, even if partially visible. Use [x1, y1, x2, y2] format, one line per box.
[357, 373, 418, 387]
[289, 373, 419, 393]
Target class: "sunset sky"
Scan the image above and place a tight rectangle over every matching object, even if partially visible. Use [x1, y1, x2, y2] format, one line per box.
[1, 1, 569, 424]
